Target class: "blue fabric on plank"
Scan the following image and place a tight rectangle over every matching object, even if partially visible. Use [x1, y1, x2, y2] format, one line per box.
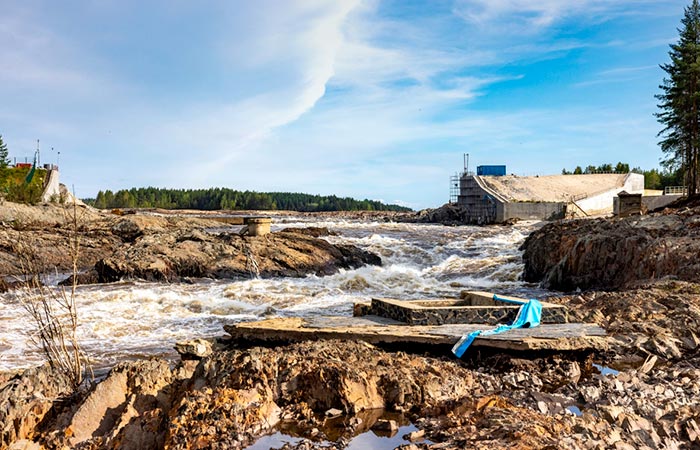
[451, 294, 543, 358]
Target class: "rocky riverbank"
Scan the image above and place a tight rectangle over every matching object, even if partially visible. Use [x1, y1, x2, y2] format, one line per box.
[0, 203, 381, 289]
[520, 202, 700, 291]
[5, 284, 700, 450]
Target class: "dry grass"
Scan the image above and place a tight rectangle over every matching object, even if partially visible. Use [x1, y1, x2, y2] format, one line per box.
[14, 200, 93, 389]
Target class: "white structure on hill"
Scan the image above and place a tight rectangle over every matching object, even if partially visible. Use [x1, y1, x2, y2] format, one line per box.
[41, 167, 61, 203]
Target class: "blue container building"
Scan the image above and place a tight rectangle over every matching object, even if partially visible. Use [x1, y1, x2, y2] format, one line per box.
[476, 165, 506, 176]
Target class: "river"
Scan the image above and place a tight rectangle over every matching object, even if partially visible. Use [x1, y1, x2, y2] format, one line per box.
[0, 217, 548, 372]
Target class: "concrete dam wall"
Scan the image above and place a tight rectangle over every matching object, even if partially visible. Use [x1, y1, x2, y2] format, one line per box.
[457, 173, 645, 223]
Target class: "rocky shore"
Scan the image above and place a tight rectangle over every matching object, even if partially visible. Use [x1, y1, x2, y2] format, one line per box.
[4, 285, 700, 450]
[0, 203, 381, 289]
[520, 201, 700, 291]
[3, 201, 700, 449]
[4, 278, 700, 449]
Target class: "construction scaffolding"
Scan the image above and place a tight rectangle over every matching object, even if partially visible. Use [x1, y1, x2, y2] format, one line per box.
[449, 173, 460, 203]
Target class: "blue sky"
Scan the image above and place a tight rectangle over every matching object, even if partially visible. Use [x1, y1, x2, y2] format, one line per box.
[0, 0, 685, 209]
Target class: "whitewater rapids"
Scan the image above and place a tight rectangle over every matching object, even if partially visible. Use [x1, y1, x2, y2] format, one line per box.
[0, 218, 548, 371]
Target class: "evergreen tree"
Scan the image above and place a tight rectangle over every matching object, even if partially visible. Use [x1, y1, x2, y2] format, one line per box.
[0, 135, 9, 169]
[656, 0, 700, 196]
[614, 162, 630, 173]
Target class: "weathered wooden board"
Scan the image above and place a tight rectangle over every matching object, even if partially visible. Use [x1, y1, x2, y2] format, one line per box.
[224, 315, 608, 352]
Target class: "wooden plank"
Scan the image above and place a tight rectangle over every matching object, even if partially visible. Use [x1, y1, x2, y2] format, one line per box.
[223, 316, 608, 352]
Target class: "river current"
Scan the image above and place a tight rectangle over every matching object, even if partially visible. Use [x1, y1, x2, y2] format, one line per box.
[0, 217, 548, 372]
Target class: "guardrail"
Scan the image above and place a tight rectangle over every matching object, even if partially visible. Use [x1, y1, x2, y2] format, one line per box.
[664, 186, 688, 195]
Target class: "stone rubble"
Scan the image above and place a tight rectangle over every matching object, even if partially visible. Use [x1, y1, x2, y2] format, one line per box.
[1, 320, 700, 450]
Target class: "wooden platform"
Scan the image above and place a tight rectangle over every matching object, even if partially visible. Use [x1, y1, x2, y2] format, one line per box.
[224, 315, 608, 352]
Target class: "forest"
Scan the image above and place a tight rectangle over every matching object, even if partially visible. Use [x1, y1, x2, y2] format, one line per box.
[560, 162, 683, 191]
[85, 187, 412, 212]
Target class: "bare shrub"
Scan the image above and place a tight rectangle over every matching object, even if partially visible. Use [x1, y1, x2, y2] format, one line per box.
[14, 200, 93, 390]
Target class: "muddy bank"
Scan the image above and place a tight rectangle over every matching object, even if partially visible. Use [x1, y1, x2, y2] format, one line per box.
[0, 203, 381, 287]
[520, 204, 700, 291]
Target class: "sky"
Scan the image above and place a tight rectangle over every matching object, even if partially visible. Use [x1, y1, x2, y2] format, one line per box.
[0, 0, 687, 209]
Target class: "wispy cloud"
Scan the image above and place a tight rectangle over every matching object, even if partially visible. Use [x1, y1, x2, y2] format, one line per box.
[452, 0, 677, 30]
[575, 64, 661, 87]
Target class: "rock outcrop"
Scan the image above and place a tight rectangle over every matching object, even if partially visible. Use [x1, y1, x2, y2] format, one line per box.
[548, 280, 700, 362]
[521, 205, 700, 291]
[5, 341, 477, 449]
[0, 365, 71, 447]
[405, 203, 474, 225]
[0, 208, 382, 288]
[0, 216, 119, 280]
[93, 221, 381, 283]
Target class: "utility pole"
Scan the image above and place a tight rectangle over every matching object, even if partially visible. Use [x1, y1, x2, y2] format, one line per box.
[36, 139, 40, 166]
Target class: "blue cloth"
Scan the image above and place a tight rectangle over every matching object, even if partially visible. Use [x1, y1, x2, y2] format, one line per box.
[451, 294, 543, 358]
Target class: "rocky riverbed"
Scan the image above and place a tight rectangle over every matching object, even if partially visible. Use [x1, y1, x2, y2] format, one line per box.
[3, 202, 700, 449]
[0, 203, 381, 289]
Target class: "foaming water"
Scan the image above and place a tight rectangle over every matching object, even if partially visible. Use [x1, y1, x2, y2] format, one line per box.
[0, 218, 548, 371]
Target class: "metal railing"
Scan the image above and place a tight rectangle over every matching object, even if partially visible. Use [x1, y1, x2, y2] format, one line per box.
[664, 186, 688, 195]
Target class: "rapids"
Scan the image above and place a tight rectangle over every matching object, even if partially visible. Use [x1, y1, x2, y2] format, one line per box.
[0, 217, 548, 371]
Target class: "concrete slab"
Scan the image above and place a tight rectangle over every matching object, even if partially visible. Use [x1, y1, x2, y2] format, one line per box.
[224, 316, 608, 352]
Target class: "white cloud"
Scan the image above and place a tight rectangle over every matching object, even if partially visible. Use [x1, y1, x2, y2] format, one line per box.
[0, 0, 677, 208]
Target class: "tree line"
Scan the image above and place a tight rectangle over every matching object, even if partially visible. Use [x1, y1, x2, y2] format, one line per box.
[86, 187, 412, 212]
[560, 162, 683, 191]
[561, 162, 631, 175]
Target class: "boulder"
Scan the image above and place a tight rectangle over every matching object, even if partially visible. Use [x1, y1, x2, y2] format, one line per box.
[175, 338, 213, 360]
[64, 359, 174, 449]
[110, 215, 168, 242]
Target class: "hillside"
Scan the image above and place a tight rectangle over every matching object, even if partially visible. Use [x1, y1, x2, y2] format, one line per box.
[0, 166, 47, 204]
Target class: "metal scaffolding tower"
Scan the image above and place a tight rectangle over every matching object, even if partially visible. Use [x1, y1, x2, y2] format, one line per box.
[449, 173, 459, 203]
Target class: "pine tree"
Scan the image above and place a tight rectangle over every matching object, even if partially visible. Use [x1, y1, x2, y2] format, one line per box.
[656, 0, 700, 196]
[0, 135, 9, 169]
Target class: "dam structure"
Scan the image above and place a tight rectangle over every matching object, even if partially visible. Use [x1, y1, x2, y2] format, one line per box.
[456, 168, 644, 224]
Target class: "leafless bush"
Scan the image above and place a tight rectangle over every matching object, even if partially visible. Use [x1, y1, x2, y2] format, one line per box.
[14, 200, 92, 390]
